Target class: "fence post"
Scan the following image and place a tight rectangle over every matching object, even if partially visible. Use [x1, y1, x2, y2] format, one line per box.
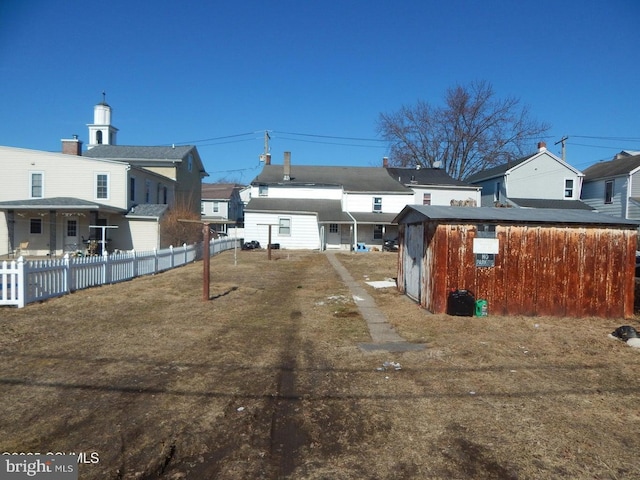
[63, 253, 70, 294]
[183, 243, 188, 264]
[16, 256, 26, 308]
[170, 245, 174, 268]
[102, 250, 109, 284]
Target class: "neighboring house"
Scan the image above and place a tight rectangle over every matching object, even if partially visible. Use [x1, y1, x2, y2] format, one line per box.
[0, 100, 207, 257]
[244, 152, 414, 250]
[466, 142, 591, 210]
[201, 183, 245, 235]
[580, 153, 640, 220]
[386, 163, 481, 207]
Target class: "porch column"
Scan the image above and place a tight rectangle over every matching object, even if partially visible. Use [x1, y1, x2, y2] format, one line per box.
[7, 210, 15, 254]
[49, 210, 56, 257]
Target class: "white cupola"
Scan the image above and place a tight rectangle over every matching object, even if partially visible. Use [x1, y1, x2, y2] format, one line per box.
[87, 92, 118, 149]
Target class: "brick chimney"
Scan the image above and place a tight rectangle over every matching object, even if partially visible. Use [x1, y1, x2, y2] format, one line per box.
[537, 141, 547, 152]
[62, 135, 83, 155]
[383, 157, 389, 168]
[283, 151, 291, 181]
[265, 153, 271, 165]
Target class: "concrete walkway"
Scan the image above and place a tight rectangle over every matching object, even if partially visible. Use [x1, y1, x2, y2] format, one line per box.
[325, 252, 426, 353]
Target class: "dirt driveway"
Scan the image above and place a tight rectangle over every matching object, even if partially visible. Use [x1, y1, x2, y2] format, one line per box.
[1, 250, 639, 479]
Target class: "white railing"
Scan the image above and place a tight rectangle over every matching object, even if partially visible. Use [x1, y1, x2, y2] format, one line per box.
[0, 238, 239, 308]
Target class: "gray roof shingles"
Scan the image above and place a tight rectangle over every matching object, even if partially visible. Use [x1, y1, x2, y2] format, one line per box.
[394, 205, 639, 227]
[84, 145, 193, 161]
[582, 154, 640, 181]
[252, 165, 413, 194]
[386, 167, 473, 187]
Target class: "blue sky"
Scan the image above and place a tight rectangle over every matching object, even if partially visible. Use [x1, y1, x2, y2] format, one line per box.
[1, 0, 639, 183]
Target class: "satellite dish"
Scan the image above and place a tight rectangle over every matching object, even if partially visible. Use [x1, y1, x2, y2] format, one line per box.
[433, 161, 442, 169]
[259, 154, 266, 162]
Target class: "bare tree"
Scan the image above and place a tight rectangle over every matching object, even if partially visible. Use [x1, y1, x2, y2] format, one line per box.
[378, 81, 551, 179]
[159, 202, 202, 249]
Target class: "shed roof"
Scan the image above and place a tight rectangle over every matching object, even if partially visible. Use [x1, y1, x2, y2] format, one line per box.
[252, 165, 413, 193]
[393, 205, 640, 227]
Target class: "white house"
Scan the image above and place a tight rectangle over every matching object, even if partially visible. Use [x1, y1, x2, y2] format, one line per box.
[465, 142, 591, 210]
[243, 152, 415, 250]
[386, 164, 481, 207]
[0, 100, 207, 257]
[580, 152, 640, 221]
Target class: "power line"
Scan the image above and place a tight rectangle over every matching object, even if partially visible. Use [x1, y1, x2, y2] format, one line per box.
[272, 130, 386, 142]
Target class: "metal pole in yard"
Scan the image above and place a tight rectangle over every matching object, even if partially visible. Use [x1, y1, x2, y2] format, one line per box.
[203, 222, 210, 301]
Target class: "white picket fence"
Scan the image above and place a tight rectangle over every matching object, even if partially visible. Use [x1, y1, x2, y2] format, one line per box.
[0, 237, 240, 308]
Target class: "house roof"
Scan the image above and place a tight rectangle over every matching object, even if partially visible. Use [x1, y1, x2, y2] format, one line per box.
[582, 154, 640, 181]
[464, 155, 533, 183]
[0, 197, 125, 213]
[84, 145, 195, 161]
[507, 198, 595, 210]
[386, 167, 475, 187]
[126, 204, 168, 219]
[201, 183, 241, 200]
[252, 165, 413, 194]
[245, 198, 398, 224]
[393, 205, 640, 227]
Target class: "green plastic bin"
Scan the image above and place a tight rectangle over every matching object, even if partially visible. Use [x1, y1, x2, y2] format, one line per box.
[475, 299, 488, 317]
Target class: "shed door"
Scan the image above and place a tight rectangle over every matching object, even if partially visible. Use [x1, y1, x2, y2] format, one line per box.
[404, 223, 423, 302]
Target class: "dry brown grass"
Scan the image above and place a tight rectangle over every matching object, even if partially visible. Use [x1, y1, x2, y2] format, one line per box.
[1, 249, 639, 479]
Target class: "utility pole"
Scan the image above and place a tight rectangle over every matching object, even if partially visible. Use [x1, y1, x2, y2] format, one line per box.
[264, 130, 271, 155]
[555, 136, 569, 162]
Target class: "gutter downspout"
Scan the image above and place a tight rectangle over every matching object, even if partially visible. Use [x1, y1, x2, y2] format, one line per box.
[626, 173, 632, 220]
[346, 210, 357, 252]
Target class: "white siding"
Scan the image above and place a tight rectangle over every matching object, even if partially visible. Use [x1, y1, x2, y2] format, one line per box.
[507, 153, 581, 200]
[411, 186, 480, 206]
[251, 184, 342, 200]
[582, 177, 626, 217]
[128, 218, 161, 251]
[343, 193, 412, 213]
[244, 212, 320, 249]
[0, 146, 130, 209]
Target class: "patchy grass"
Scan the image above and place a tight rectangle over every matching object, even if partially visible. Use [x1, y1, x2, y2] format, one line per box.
[0, 249, 639, 479]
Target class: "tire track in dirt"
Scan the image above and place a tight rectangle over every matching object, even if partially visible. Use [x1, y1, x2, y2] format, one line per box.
[268, 309, 310, 477]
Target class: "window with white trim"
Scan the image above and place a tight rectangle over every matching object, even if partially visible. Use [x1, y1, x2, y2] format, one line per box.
[373, 224, 383, 240]
[30, 172, 43, 198]
[145, 179, 151, 203]
[329, 223, 338, 233]
[423, 193, 431, 205]
[279, 217, 291, 236]
[373, 197, 382, 212]
[605, 180, 614, 204]
[564, 179, 574, 198]
[494, 181, 501, 203]
[96, 173, 109, 199]
[259, 185, 268, 197]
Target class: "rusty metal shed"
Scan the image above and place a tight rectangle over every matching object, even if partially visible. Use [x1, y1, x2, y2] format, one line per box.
[393, 206, 639, 318]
